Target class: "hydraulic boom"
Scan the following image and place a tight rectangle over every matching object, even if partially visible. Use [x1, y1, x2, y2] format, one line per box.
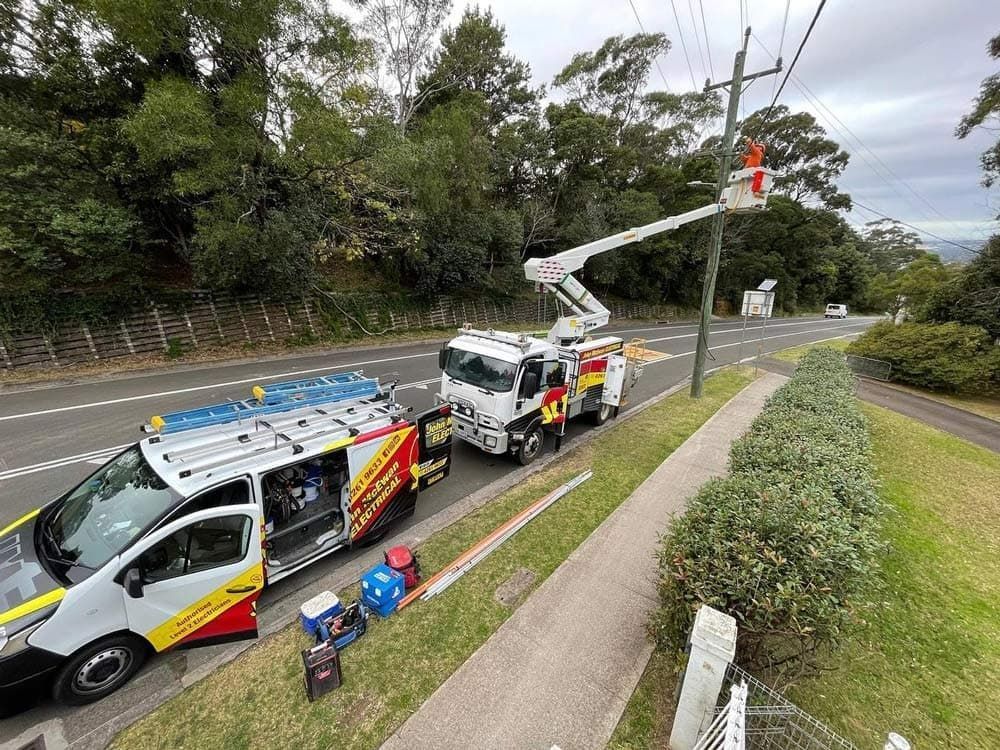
[523, 166, 775, 344]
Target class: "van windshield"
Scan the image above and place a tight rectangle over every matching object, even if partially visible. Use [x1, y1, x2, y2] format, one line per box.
[444, 348, 517, 392]
[43, 446, 181, 570]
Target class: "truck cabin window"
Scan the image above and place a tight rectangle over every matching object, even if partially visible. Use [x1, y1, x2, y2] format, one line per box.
[444, 349, 517, 392]
[43, 446, 181, 571]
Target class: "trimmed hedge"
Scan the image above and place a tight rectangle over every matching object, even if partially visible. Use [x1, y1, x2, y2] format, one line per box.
[848, 320, 1000, 393]
[652, 348, 883, 671]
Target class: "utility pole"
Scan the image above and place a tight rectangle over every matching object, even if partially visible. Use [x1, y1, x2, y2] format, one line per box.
[690, 28, 781, 397]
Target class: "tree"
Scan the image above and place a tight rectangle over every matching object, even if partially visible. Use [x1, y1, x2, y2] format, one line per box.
[956, 33, 1000, 193]
[357, 0, 451, 134]
[418, 7, 539, 127]
[924, 234, 1000, 339]
[553, 33, 669, 134]
[858, 218, 926, 274]
[737, 105, 851, 209]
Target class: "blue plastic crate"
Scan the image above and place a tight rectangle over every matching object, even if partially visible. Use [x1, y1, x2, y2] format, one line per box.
[361, 564, 404, 618]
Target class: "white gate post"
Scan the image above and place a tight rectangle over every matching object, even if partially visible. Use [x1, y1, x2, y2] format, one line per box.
[669, 605, 738, 750]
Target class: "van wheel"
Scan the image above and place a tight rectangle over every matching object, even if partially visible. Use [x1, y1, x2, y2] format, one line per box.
[52, 634, 148, 706]
[589, 403, 613, 426]
[516, 426, 544, 466]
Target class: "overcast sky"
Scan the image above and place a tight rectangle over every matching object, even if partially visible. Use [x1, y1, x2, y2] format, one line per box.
[447, 0, 1000, 242]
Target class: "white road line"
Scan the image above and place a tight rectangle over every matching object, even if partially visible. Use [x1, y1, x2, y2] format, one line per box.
[0, 376, 441, 481]
[0, 325, 871, 483]
[642, 317, 874, 345]
[0, 351, 438, 423]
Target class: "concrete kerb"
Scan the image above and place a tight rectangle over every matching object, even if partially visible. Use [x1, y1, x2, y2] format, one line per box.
[47, 372, 716, 750]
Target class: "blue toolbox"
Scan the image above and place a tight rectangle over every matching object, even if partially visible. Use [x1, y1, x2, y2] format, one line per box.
[361, 564, 405, 617]
[317, 600, 369, 651]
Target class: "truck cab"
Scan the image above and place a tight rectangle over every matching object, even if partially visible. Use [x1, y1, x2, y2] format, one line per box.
[438, 329, 566, 464]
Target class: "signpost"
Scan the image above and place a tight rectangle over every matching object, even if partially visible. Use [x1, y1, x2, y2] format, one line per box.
[737, 279, 776, 372]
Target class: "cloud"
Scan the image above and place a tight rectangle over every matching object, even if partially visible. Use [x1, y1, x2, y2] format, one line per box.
[451, 0, 1000, 238]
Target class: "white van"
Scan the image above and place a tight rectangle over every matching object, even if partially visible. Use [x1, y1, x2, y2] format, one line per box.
[824, 304, 848, 319]
[0, 372, 452, 707]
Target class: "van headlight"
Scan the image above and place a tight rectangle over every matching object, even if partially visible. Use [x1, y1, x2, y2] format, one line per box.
[0, 620, 45, 656]
[477, 414, 501, 431]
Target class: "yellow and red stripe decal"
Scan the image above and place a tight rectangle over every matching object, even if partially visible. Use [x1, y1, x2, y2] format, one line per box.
[349, 426, 418, 539]
[145, 565, 263, 652]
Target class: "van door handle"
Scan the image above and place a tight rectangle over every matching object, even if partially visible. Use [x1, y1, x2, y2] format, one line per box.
[226, 585, 257, 594]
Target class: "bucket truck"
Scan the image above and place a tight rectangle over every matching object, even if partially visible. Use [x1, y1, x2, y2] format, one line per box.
[436, 166, 775, 464]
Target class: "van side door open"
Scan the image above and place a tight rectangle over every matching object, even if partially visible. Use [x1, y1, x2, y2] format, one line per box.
[118, 504, 263, 651]
[416, 404, 453, 490]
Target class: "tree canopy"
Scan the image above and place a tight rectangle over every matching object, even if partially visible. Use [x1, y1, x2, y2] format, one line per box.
[0, 0, 922, 326]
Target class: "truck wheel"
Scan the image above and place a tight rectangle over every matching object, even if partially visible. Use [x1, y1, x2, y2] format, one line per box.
[516, 426, 544, 465]
[589, 402, 613, 426]
[52, 634, 148, 706]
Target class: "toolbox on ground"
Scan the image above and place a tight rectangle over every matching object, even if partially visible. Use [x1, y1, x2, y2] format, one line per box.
[361, 564, 405, 617]
[318, 600, 369, 651]
[302, 640, 343, 700]
[300, 591, 343, 635]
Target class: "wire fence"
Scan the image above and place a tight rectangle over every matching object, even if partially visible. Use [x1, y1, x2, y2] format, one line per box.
[846, 354, 892, 382]
[717, 664, 858, 750]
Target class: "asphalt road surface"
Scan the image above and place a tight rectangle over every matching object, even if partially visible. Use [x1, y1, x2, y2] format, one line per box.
[0, 315, 877, 530]
[0, 315, 879, 737]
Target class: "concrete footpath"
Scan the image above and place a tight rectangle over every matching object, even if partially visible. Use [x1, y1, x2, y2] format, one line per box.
[382, 373, 786, 750]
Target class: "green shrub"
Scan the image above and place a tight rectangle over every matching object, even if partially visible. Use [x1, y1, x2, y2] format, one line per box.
[652, 348, 882, 672]
[848, 320, 1000, 393]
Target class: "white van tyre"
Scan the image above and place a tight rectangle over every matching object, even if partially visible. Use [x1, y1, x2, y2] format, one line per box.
[52, 633, 148, 706]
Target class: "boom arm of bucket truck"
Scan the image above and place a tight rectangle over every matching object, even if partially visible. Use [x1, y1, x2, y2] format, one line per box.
[523, 167, 776, 344]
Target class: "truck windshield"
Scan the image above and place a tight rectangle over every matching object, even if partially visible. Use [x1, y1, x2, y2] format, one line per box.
[445, 348, 517, 392]
[43, 446, 181, 570]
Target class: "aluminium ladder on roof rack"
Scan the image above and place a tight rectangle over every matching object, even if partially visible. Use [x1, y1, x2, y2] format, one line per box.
[156, 402, 409, 476]
[144, 371, 381, 435]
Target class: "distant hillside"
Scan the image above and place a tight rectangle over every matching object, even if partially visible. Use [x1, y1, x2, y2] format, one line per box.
[922, 237, 985, 263]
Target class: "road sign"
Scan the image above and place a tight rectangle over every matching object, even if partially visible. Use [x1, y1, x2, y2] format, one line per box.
[741, 290, 773, 318]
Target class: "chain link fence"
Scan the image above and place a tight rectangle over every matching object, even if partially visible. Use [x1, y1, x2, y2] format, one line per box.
[717, 664, 858, 750]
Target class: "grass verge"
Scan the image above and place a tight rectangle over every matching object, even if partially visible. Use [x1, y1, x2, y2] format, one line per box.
[611, 404, 1000, 749]
[772, 336, 852, 362]
[111, 368, 755, 750]
[787, 405, 1000, 747]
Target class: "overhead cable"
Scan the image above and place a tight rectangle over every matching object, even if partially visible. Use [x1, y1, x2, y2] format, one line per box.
[669, 0, 700, 90]
[749, 0, 827, 141]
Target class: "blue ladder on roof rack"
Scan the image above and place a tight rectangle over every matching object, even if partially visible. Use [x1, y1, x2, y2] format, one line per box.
[144, 371, 380, 435]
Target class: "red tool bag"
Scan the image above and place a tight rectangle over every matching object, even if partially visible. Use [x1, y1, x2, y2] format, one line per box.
[385, 545, 421, 589]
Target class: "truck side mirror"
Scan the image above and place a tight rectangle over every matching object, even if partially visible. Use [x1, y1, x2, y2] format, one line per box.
[123, 567, 144, 599]
[438, 345, 448, 371]
[522, 371, 540, 400]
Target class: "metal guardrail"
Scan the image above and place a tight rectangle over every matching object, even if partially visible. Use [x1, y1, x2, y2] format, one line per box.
[846, 354, 892, 382]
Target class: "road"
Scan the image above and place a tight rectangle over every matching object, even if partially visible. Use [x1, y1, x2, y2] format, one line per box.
[0, 316, 876, 530]
[0, 315, 878, 740]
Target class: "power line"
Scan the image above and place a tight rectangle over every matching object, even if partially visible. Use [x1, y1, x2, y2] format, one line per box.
[751, 33, 972, 242]
[669, 0, 699, 90]
[697, 0, 715, 80]
[626, 0, 672, 91]
[687, 0, 708, 82]
[750, 0, 827, 141]
[770, 0, 791, 101]
[851, 200, 980, 255]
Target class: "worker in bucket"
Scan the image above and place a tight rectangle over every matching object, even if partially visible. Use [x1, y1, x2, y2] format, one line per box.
[742, 139, 765, 168]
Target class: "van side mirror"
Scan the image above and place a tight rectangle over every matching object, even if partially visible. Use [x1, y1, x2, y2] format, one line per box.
[522, 371, 540, 400]
[123, 567, 144, 599]
[438, 345, 448, 371]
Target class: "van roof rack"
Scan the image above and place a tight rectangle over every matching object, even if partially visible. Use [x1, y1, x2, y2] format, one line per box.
[142, 371, 380, 435]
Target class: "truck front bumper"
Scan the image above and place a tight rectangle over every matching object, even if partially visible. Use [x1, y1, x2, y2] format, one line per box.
[452, 419, 509, 454]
